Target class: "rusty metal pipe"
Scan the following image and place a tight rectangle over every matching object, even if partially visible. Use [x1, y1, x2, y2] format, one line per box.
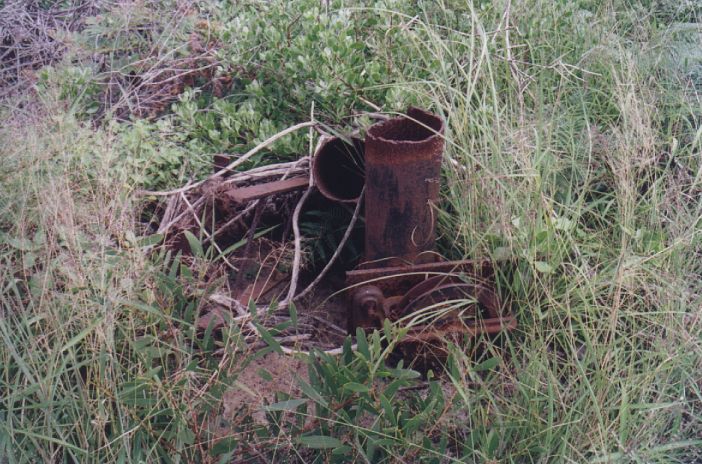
[312, 136, 365, 203]
[364, 107, 445, 264]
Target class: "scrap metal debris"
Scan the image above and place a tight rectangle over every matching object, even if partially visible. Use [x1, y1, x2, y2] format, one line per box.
[345, 259, 516, 343]
[158, 108, 516, 359]
[339, 109, 515, 353]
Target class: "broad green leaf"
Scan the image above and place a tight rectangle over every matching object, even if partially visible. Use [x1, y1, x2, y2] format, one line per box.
[61, 317, 103, 353]
[331, 445, 352, 455]
[177, 427, 195, 445]
[356, 327, 370, 360]
[264, 398, 306, 412]
[619, 385, 629, 445]
[474, 356, 500, 372]
[343, 382, 370, 393]
[534, 261, 554, 274]
[553, 217, 574, 231]
[297, 377, 329, 407]
[0, 233, 39, 251]
[220, 225, 278, 255]
[254, 322, 282, 354]
[138, 233, 164, 247]
[210, 437, 237, 457]
[485, 429, 499, 457]
[288, 302, 298, 327]
[297, 435, 344, 449]
[383, 318, 393, 340]
[7, 429, 86, 456]
[389, 367, 421, 380]
[380, 394, 397, 426]
[535, 229, 548, 244]
[183, 230, 204, 257]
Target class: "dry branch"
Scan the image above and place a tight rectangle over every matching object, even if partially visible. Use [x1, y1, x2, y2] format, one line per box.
[0, 0, 99, 98]
[294, 187, 364, 301]
[139, 121, 316, 197]
[209, 292, 356, 356]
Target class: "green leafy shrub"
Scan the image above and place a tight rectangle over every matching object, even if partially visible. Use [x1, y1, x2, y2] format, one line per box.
[157, 1, 430, 161]
[230, 329, 454, 462]
[37, 65, 102, 117]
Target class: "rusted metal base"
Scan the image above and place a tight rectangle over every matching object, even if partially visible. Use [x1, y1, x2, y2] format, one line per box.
[346, 259, 515, 347]
[208, 107, 515, 364]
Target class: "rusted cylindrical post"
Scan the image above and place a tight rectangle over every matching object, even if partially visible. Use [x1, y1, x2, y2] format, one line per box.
[364, 107, 444, 264]
[312, 136, 365, 203]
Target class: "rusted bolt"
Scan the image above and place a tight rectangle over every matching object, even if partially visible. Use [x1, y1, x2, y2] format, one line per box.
[349, 285, 385, 332]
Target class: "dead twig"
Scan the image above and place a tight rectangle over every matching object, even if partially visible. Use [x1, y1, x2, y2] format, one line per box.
[310, 315, 347, 336]
[294, 187, 365, 301]
[279, 128, 324, 307]
[206, 200, 258, 243]
[180, 192, 238, 271]
[156, 194, 181, 235]
[232, 200, 264, 290]
[251, 333, 312, 350]
[280, 185, 314, 307]
[139, 121, 316, 197]
[155, 196, 205, 238]
[209, 292, 356, 356]
[207, 156, 310, 243]
[157, 158, 309, 239]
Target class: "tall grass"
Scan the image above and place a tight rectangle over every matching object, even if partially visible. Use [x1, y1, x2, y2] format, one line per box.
[0, 108, 251, 461]
[416, 1, 702, 461]
[1, 0, 701, 462]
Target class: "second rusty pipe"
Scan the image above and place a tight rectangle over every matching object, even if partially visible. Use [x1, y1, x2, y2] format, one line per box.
[312, 136, 365, 203]
[364, 107, 445, 265]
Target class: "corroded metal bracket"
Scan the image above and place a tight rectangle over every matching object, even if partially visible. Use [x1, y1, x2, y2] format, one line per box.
[346, 259, 515, 343]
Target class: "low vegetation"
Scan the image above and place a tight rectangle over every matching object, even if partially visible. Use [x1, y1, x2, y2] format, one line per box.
[1, 0, 701, 462]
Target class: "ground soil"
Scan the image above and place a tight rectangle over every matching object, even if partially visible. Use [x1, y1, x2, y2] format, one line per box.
[221, 352, 309, 426]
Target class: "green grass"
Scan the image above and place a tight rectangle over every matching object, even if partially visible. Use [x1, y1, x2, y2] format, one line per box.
[1, 0, 701, 462]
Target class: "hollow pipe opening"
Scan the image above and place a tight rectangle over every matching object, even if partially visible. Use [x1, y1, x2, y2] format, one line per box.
[366, 107, 444, 147]
[312, 137, 365, 203]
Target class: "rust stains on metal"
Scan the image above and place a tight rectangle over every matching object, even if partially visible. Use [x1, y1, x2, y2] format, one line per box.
[346, 259, 514, 345]
[364, 107, 445, 264]
[347, 108, 516, 349]
[346, 259, 495, 295]
[206, 106, 515, 359]
[349, 285, 386, 331]
[224, 176, 308, 204]
[312, 136, 365, 203]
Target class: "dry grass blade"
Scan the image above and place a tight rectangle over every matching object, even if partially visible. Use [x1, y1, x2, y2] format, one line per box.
[209, 293, 356, 356]
[0, 1, 99, 98]
[139, 121, 316, 197]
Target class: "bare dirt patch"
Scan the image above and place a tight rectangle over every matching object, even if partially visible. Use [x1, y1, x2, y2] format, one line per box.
[221, 352, 308, 426]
